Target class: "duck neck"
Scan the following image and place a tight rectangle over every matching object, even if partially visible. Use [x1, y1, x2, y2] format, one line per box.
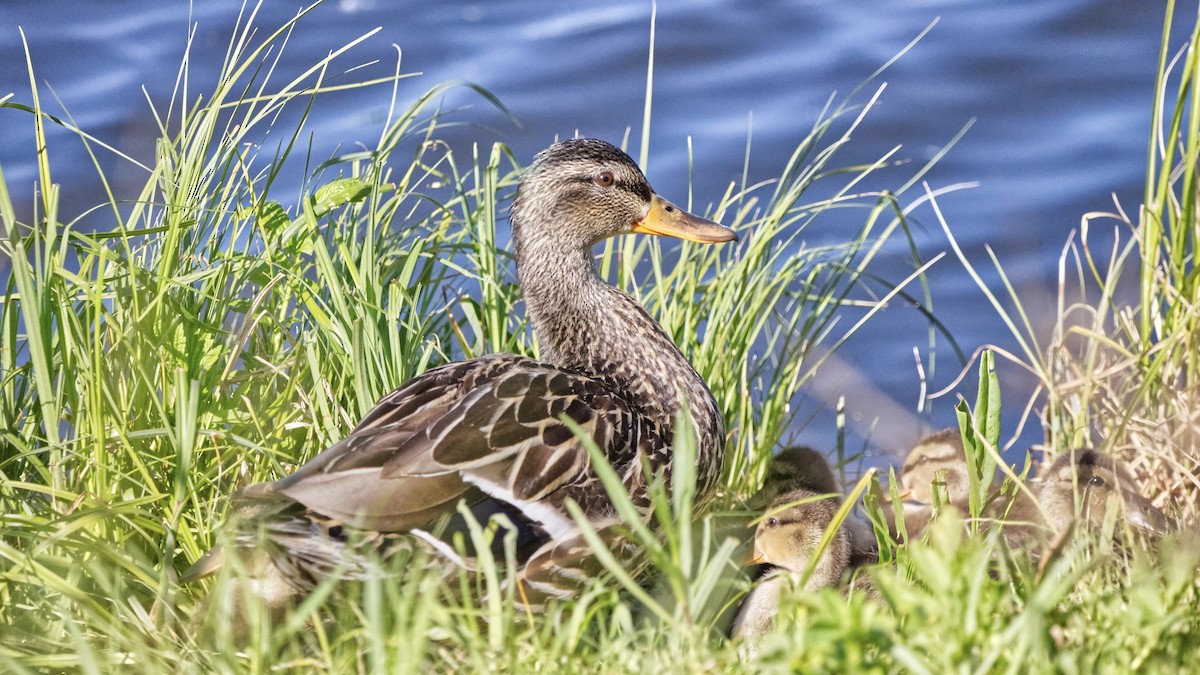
[515, 235, 602, 367]
[515, 235, 725, 490]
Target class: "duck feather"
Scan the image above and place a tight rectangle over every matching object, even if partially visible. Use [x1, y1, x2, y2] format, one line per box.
[265, 353, 661, 536]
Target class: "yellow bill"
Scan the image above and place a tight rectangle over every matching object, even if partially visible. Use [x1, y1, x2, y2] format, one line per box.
[632, 194, 737, 243]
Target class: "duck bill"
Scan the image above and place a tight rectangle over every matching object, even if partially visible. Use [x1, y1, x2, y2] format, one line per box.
[632, 195, 737, 243]
[736, 537, 768, 567]
[881, 488, 914, 505]
[1124, 493, 1172, 536]
[746, 546, 766, 567]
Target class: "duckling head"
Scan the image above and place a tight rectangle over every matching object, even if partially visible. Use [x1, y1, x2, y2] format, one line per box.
[901, 428, 970, 505]
[1035, 449, 1170, 536]
[753, 489, 851, 590]
[750, 446, 841, 511]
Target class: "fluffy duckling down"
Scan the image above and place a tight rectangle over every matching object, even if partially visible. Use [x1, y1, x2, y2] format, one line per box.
[752, 446, 878, 566]
[997, 448, 1171, 550]
[733, 489, 852, 639]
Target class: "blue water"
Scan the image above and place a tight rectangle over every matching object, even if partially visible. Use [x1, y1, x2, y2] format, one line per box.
[0, 1, 1185, 471]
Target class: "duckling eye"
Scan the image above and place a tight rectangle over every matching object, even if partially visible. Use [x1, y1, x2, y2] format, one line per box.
[766, 517, 779, 527]
[593, 171, 615, 187]
[1088, 475, 1106, 488]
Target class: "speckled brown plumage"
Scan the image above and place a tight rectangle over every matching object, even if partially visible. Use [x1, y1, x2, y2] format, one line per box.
[184, 138, 736, 612]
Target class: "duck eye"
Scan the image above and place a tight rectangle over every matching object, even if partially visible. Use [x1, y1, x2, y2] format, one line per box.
[1088, 475, 1106, 488]
[593, 171, 615, 187]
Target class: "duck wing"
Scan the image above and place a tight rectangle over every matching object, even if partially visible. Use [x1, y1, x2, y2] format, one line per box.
[260, 353, 652, 536]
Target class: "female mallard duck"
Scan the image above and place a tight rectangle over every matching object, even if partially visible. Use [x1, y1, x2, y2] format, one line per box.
[998, 449, 1170, 549]
[733, 488, 851, 639]
[185, 138, 737, 613]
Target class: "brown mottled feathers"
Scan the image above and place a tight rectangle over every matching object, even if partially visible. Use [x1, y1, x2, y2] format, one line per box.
[187, 138, 735, 615]
[265, 354, 657, 536]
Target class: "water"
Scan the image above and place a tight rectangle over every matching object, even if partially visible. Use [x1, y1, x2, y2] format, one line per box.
[0, 1, 1184, 470]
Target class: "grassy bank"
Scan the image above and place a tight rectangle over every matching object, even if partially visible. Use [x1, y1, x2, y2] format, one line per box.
[2, 2, 1199, 673]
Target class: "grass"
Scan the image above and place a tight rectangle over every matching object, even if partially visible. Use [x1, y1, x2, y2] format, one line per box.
[1, 1, 1198, 672]
[932, 0, 1200, 523]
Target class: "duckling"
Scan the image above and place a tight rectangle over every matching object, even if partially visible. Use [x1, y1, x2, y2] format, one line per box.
[886, 428, 971, 540]
[733, 489, 851, 639]
[750, 446, 877, 566]
[892, 428, 1017, 539]
[998, 448, 1170, 549]
[749, 446, 841, 509]
[900, 428, 971, 505]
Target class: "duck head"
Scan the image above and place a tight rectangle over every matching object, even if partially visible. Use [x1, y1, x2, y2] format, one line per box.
[750, 446, 841, 510]
[510, 138, 736, 256]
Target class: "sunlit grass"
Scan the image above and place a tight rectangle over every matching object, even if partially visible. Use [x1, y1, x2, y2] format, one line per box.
[2, 1, 1198, 672]
[932, 0, 1200, 528]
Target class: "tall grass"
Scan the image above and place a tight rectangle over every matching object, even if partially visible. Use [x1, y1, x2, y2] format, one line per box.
[933, 1, 1200, 522]
[0, 2, 928, 669]
[2, 2, 1198, 672]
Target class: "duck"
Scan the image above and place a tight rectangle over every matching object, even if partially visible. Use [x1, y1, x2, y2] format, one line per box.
[997, 448, 1170, 549]
[749, 446, 878, 566]
[732, 488, 852, 639]
[182, 138, 738, 615]
[888, 428, 973, 540]
[900, 428, 971, 505]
